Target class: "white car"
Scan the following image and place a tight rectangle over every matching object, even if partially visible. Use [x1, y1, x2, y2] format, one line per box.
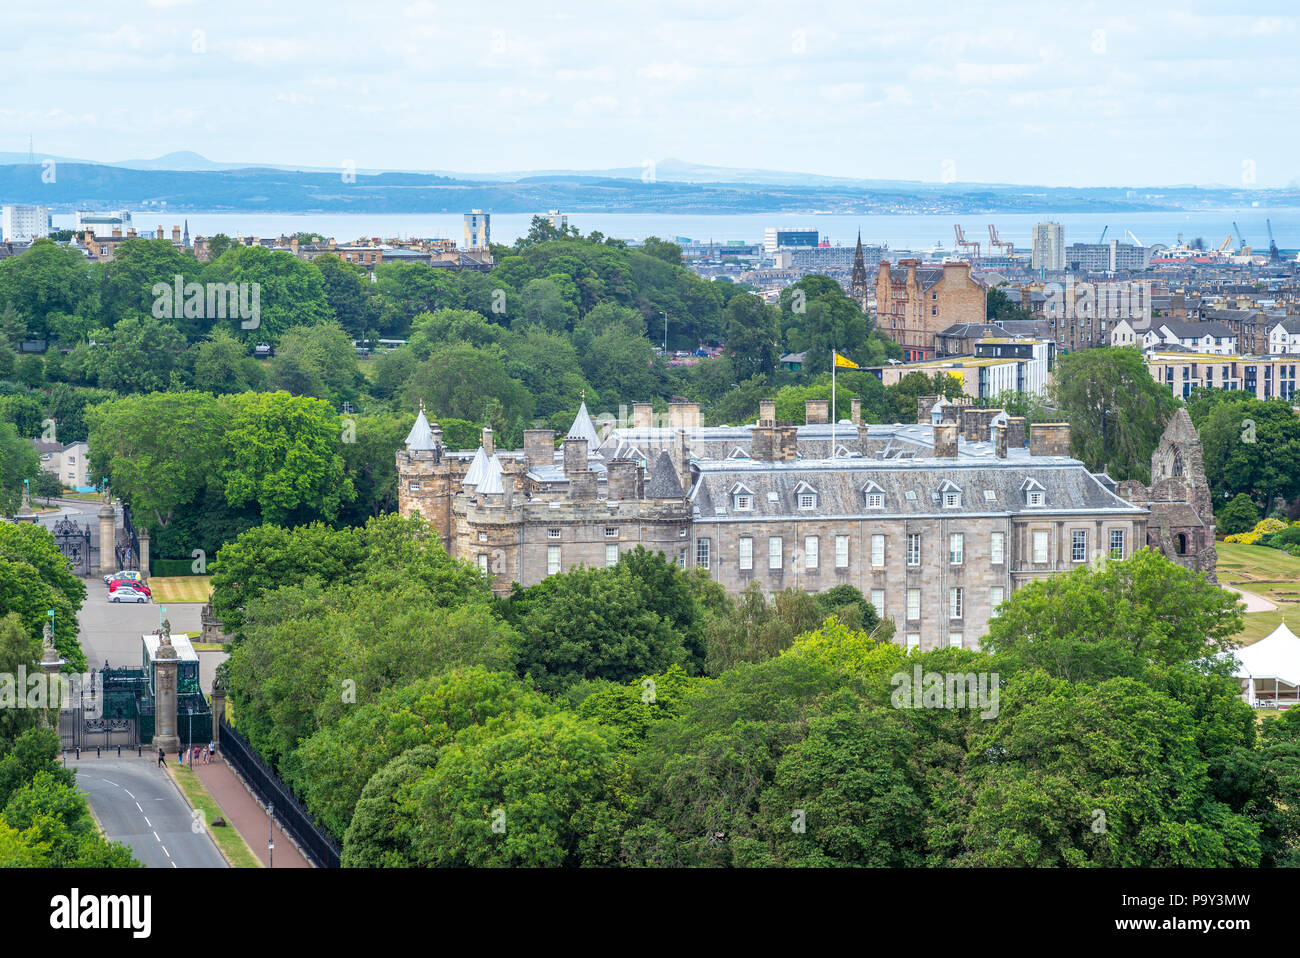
[108, 587, 148, 604]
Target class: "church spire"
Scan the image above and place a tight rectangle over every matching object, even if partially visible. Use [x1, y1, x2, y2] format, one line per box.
[849, 230, 869, 310]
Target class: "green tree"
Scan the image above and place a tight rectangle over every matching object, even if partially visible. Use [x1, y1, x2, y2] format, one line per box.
[983, 548, 1244, 684]
[1199, 398, 1300, 509]
[86, 391, 231, 529]
[507, 564, 689, 694]
[1050, 346, 1178, 482]
[723, 292, 779, 381]
[1216, 493, 1261, 536]
[220, 391, 354, 525]
[405, 712, 632, 867]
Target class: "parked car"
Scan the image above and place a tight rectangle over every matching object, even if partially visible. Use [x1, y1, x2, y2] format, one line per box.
[108, 578, 151, 597]
[108, 587, 148, 604]
[102, 570, 142, 586]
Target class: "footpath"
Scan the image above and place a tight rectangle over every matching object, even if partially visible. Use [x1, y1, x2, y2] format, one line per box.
[189, 756, 311, 868]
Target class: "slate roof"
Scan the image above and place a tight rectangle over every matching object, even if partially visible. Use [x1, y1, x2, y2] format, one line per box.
[404, 409, 436, 450]
[477, 454, 505, 495]
[691, 455, 1143, 522]
[461, 446, 489, 487]
[645, 452, 684, 499]
[567, 401, 602, 450]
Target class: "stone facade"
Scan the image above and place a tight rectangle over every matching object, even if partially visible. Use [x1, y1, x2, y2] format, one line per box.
[396, 398, 1210, 650]
[1115, 408, 1217, 581]
[875, 260, 987, 362]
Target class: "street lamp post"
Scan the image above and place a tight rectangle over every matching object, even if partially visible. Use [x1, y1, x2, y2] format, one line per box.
[269, 804, 274, 868]
[661, 311, 668, 351]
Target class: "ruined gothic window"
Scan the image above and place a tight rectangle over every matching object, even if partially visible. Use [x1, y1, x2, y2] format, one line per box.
[1171, 450, 1184, 477]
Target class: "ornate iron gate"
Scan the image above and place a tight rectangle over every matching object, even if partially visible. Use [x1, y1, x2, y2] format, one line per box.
[51, 517, 93, 577]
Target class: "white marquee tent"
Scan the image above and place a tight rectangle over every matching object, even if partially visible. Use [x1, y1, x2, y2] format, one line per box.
[1232, 621, 1300, 707]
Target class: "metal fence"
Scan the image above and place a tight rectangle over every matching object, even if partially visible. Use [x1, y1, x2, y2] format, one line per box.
[217, 717, 341, 868]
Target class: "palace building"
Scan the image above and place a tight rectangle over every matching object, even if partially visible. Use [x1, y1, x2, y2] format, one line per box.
[396, 397, 1213, 651]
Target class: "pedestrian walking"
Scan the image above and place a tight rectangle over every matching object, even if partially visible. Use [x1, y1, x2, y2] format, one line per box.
[207, 741, 215, 764]
[157, 747, 165, 768]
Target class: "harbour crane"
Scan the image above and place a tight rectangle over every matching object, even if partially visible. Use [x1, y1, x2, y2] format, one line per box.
[1126, 229, 1144, 247]
[953, 224, 981, 261]
[1233, 221, 1246, 248]
[1218, 235, 1233, 254]
[1098, 225, 1109, 244]
[987, 224, 1014, 257]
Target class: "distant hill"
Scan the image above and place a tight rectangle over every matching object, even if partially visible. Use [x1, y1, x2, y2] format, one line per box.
[0, 153, 1293, 214]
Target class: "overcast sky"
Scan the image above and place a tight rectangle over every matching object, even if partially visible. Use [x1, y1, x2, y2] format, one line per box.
[4, 0, 1297, 187]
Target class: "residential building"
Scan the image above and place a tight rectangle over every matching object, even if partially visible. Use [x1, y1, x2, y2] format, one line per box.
[1031, 222, 1065, 271]
[31, 439, 88, 489]
[464, 210, 491, 250]
[1, 205, 49, 242]
[1146, 351, 1300, 400]
[875, 259, 987, 361]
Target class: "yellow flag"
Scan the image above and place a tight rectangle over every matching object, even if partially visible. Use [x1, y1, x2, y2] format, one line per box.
[833, 352, 859, 369]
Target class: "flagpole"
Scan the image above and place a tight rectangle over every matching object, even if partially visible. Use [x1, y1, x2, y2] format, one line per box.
[831, 353, 836, 460]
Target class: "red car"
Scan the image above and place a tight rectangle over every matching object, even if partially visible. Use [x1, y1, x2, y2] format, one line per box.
[108, 578, 151, 598]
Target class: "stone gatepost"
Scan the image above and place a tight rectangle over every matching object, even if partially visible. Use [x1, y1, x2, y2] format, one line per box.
[152, 620, 181, 753]
[38, 621, 64, 729]
[210, 675, 225, 742]
[97, 492, 116, 576]
[138, 529, 150, 580]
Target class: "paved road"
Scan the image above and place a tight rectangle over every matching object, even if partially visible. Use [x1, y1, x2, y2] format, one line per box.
[1225, 584, 1279, 613]
[77, 758, 227, 868]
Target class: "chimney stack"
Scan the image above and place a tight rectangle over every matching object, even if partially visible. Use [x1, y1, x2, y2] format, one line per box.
[668, 401, 700, 429]
[562, 437, 588, 477]
[805, 399, 829, 424]
[172, 226, 181, 242]
[522, 429, 555, 469]
[481, 425, 494, 458]
[632, 402, 654, 429]
[1006, 417, 1027, 449]
[994, 422, 1008, 459]
[759, 398, 776, 424]
[606, 458, 639, 500]
[933, 422, 959, 458]
[1028, 423, 1072, 457]
[851, 397, 862, 425]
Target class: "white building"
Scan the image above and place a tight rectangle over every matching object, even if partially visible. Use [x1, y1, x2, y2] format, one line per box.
[1141, 321, 1237, 355]
[464, 210, 490, 250]
[1, 205, 50, 242]
[1268, 318, 1300, 354]
[31, 439, 89, 490]
[1031, 222, 1065, 272]
[75, 210, 133, 238]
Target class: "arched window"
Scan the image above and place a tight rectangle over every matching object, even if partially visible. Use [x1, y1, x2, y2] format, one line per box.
[1174, 533, 1188, 555]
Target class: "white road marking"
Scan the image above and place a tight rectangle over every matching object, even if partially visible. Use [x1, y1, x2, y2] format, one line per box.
[153, 831, 160, 842]
[102, 779, 118, 787]
[124, 790, 134, 799]
[135, 802, 142, 812]
[143, 817, 151, 827]
[170, 862, 177, 868]
[160, 845, 170, 858]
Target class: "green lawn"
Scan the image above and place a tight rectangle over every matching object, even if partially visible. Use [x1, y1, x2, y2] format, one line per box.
[1217, 542, 1300, 647]
[148, 576, 213, 604]
[168, 764, 262, 868]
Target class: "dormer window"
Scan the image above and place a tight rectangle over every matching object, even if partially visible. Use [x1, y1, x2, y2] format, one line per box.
[862, 480, 884, 509]
[1022, 478, 1046, 507]
[734, 493, 752, 511]
[794, 481, 818, 511]
[939, 480, 961, 508]
[1028, 490, 1045, 506]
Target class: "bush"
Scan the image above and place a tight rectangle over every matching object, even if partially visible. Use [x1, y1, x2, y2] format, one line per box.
[1216, 493, 1260, 537]
[1224, 517, 1288, 545]
[151, 558, 201, 577]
